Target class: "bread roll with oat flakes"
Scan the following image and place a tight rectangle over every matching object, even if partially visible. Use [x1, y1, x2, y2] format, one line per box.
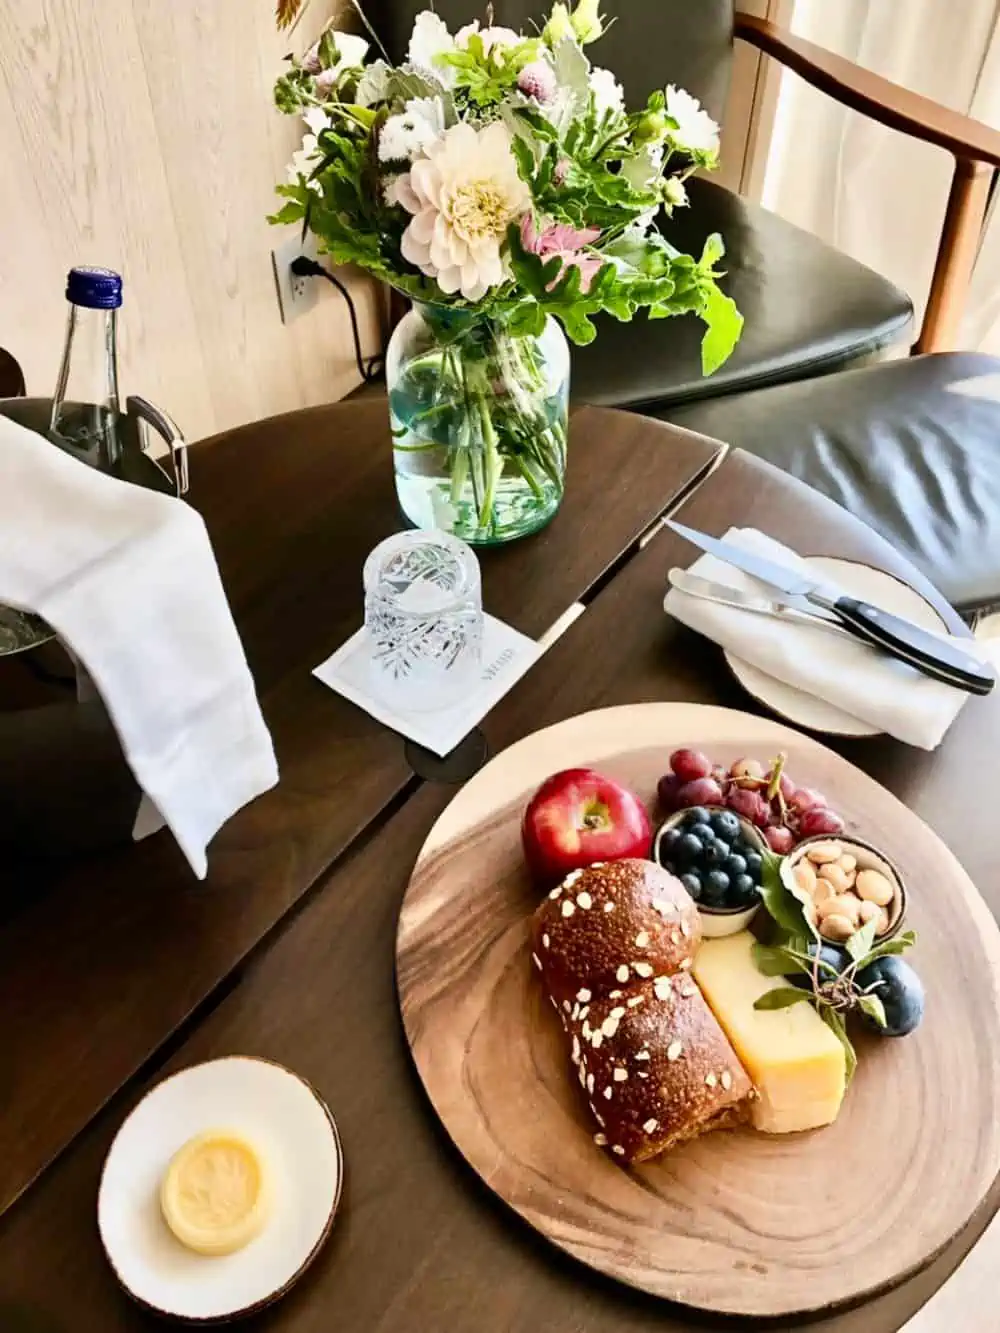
[531, 858, 701, 1008]
[532, 859, 753, 1163]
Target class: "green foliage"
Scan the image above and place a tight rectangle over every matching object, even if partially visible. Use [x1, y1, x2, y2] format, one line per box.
[757, 852, 816, 939]
[754, 868, 918, 1086]
[274, 66, 315, 116]
[821, 1008, 858, 1084]
[436, 34, 543, 109]
[270, 4, 744, 375]
[753, 987, 811, 1012]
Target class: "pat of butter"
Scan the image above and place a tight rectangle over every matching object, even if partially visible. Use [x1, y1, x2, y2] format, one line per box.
[161, 1130, 270, 1256]
[693, 932, 846, 1133]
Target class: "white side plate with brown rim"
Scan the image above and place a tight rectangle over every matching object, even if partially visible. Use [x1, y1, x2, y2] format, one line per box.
[98, 1056, 342, 1323]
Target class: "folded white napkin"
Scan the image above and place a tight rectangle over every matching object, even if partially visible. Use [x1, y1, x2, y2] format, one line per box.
[0, 414, 278, 876]
[664, 527, 999, 750]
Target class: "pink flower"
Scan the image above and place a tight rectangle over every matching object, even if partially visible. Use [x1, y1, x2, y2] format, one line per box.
[521, 214, 603, 292]
[517, 60, 557, 104]
[301, 45, 323, 76]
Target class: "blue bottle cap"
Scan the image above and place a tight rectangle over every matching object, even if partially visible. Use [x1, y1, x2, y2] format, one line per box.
[65, 266, 123, 309]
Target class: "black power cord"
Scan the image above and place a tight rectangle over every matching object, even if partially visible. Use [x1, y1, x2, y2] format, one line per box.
[290, 255, 385, 384]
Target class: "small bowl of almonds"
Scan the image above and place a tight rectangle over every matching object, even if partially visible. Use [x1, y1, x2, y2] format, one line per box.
[780, 836, 907, 944]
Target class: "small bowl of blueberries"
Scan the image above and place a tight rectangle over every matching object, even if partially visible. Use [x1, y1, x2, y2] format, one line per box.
[653, 805, 768, 937]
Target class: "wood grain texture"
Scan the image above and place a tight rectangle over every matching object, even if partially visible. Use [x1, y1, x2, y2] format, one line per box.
[397, 703, 1000, 1318]
[2, 447, 1000, 1331]
[0, 0, 381, 441]
[915, 159, 994, 353]
[735, 12, 1000, 165]
[0, 401, 722, 1219]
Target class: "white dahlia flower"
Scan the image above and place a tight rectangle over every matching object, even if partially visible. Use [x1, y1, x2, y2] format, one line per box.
[395, 121, 530, 301]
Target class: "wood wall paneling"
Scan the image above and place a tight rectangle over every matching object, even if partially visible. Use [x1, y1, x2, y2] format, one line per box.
[718, 0, 795, 199]
[0, 0, 382, 442]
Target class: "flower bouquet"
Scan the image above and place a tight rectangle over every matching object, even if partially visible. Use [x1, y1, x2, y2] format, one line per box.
[272, 1, 743, 544]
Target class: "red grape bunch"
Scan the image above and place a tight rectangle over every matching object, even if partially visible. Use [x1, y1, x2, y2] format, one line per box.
[657, 749, 844, 854]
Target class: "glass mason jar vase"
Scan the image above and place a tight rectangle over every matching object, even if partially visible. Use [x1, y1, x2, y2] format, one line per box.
[387, 304, 570, 546]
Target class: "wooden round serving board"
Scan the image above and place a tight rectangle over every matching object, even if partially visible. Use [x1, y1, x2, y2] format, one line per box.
[396, 704, 1000, 1318]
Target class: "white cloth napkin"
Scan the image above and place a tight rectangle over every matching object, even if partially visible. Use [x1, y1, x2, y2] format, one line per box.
[0, 414, 278, 876]
[664, 527, 1000, 750]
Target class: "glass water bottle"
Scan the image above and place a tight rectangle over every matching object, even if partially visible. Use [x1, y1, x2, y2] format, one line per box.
[49, 266, 124, 471]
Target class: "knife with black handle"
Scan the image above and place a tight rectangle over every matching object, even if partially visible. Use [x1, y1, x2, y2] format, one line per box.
[806, 591, 994, 696]
[667, 520, 996, 697]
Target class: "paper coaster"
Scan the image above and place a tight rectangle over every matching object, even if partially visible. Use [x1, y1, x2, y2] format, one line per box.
[313, 615, 543, 757]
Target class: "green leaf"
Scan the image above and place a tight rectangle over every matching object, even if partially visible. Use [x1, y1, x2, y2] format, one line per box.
[858, 994, 888, 1028]
[700, 231, 725, 268]
[384, 68, 445, 106]
[758, 853, 817, 940]
[821, 1008, 858, 1084]
[507, 301, 547, 338]
[267, 199, 306, 226]
[752, 942, 810, 979]
[559, 305, 598, 345]
[317, 30, 340, 70]
[552, 36, 591, 112]
[355, 59, 391, 107]
[754, 987, 811, 1012]
[699, 281, 744, 376]
[511, 136, 538, 188]
[513, 107, 559, 142]
[845, 918, 879, 963]
[860, 930, 917, 967]
[619, 145, 664, 191]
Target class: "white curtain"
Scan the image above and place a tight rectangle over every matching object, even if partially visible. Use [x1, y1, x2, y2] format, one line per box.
[761, 0, 1000, 352]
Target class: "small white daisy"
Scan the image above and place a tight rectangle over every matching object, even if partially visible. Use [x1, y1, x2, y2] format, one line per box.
[665, 85, 720, 156]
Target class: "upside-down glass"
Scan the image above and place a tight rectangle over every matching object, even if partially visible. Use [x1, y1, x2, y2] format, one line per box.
[363, 530, 484, 712]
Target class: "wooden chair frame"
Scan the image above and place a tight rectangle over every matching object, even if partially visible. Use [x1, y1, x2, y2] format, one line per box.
[736, 12, 1000, 353]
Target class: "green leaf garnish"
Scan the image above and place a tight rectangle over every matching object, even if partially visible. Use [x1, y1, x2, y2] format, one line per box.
[753, 987, 811, 1012]
[757, 853, 817, 940]
[857, 993, 887, 1028]
[860, 930, 916, 966]
[755, 857, 919, 1083]
[820, 1008, 858, 1084]
[845, 918, 879, 963]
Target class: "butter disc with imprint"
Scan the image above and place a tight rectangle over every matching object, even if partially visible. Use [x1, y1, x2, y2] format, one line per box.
[98, 1056, 342, 1322]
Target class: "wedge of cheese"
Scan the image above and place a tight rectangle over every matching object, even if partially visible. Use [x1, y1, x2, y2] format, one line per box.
[693, 932, 846, 1133]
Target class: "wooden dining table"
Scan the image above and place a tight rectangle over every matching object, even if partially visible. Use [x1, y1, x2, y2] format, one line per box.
[1, 398, 996, 1332]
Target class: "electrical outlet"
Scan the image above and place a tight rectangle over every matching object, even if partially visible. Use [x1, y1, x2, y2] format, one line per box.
[272, 232, 321, 324]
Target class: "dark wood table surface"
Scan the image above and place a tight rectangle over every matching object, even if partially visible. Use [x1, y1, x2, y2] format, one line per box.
[0, 401, 722, 1219]
[1, 432, 995, 1332]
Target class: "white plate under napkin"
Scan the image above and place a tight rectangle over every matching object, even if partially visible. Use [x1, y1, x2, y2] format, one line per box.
[98, 1057, 342, 1322]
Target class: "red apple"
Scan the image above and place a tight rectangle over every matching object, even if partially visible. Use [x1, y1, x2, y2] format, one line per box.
[521, 767, 652, 885]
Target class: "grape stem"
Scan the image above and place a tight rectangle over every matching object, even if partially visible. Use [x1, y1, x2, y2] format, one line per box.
[766, 752, 788, 822]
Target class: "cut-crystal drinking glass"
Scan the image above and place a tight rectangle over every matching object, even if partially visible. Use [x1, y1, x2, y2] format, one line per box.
[363, 530, 483, 712]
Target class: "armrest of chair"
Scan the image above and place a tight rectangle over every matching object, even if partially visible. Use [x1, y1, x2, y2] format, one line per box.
[735, 12, 1000, 165]
[734, 11, 999, 353]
